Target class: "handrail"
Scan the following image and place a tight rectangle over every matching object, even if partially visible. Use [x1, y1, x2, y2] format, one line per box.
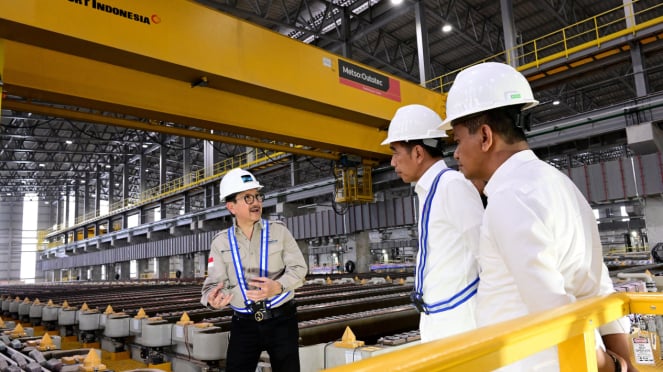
[426, 1, 663, 92]
[39, 147, 291, 245]
[324, 292, 663, 371]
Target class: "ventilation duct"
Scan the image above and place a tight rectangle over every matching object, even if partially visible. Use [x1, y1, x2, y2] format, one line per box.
[626, 120, 663, 154]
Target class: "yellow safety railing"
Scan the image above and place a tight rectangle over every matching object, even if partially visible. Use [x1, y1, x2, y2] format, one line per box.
[426, 1, 663, 92]
[325, 292, 663, 371]
[41, 147, 291, 241]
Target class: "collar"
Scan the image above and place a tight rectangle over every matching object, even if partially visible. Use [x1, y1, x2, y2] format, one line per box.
[414, 160, 448, 195]
[484, 149, 537, 197]
[232, 218, 266, 237]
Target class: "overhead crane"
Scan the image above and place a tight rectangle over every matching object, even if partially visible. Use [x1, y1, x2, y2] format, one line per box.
[0, 0, 444, 205]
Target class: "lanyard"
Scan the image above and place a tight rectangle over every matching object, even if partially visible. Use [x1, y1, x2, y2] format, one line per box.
[413, 168, 479, 314]
[228, 219, 290, 313]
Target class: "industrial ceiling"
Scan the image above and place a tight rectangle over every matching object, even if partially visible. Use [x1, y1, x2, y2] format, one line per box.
[1, 0, 662, 204]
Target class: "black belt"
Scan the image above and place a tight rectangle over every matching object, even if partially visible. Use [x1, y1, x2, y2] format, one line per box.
[233, 300, 296, 322]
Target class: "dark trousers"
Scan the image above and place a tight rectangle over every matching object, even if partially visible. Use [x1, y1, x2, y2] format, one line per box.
[225, 309, 300, 372]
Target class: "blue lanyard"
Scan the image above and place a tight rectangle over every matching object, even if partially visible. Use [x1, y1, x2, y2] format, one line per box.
[228, 219, 290, 313]
[414, 169, 479, 314]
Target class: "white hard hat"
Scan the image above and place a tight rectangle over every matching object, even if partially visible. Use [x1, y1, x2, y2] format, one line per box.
[380, 104, 447, 146]
[219, 168, 263, 201]
[439, 62, 539, 130]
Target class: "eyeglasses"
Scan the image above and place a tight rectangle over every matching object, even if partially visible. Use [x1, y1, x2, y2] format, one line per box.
[235, 193, 265, 204]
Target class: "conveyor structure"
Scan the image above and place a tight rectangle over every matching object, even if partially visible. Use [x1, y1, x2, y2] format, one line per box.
[0, 278, 422, 371]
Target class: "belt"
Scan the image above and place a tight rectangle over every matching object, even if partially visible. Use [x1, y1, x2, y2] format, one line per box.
[233, 301, 296, 322]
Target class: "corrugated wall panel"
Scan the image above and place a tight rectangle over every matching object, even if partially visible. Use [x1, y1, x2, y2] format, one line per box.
[348, 205, 360, 232]
[369, 203, 381, 229]
[385, 199, 396, 227]
[570, 167, 589, 200]
[393, 198, 405, 226]
[619, 158, 639, 198]
[632, 156, 645, 197]
[587, 163, 606, 203]
[313, 212, 329, 236]
[605, 159, 626, 200]
[404, 196, 416, 225]
[304, 213, 312, 239]
[320, 211, 335, 236]
[337, 213, 346, 235]
[640, 154, 663, 195]
[285, 216, 296, 238]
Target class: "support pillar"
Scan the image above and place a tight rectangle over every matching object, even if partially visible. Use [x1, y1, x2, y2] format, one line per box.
[196, 252, 209, 278]
[500, 0, 518, 66]
[644, 195, 663, 248]
[119, 261, 131, 280]
[157, 256, 170, 279]
[138, 259, 151, 279]
[90, 266, 102, 281]
[354, 231, 371, 274]
[183, 254, 195, 279]
[414, 0, 431, 86]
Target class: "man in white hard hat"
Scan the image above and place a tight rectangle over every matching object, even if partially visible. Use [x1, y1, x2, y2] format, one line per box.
[200, 168, 307, 372]
[381, 104, 484, 342]
[441, 62, 634, 372]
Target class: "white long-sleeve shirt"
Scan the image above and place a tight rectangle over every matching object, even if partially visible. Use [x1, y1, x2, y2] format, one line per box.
[478, 150, 626, 371]
[414, 160, 484, 342]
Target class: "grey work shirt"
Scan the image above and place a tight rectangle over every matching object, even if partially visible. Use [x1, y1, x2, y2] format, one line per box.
[200, 219, 307, 310]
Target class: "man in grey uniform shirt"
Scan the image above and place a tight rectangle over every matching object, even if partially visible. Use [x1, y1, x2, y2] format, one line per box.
[201, 168, 307, 372]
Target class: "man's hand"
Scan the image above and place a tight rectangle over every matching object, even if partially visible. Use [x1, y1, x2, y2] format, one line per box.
[246, 277, 281, 302]
[208, 284, 233, 309]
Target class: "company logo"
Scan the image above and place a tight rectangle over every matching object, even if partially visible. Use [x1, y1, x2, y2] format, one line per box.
[338, 60, 401, 102]
[339, 60, 389, 92]
[67, 0, 158, 25]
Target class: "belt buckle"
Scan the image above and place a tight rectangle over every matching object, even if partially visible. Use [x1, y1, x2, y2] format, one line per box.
[250, 301, 267, 322]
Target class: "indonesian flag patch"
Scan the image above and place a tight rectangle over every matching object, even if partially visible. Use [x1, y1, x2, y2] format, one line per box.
[208, 256, 214, 268]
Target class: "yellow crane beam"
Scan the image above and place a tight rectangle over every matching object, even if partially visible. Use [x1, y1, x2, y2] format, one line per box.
[0, 0, 444, 161]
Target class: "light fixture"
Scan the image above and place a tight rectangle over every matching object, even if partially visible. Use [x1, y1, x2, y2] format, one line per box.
[391, 0, 403, 5]
[65, 140, 73, 145]
[105, 164, 111, 168]
[39, 163, 45, 167]
[552, 100, 560, 105]
[442, 24, 452, 33]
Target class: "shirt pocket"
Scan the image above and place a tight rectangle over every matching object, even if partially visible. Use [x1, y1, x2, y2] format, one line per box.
[267, 244, 285, 273]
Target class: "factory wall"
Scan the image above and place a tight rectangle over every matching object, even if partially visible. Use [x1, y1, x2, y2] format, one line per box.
[0, 201, 23, 282]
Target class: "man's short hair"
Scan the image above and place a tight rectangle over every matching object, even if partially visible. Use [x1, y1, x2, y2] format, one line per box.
[398, 139, 445, 158]
[224, 192, 238, 203]
[452, 104, 528, 144]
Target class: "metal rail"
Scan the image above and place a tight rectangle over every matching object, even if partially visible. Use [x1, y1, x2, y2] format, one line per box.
[426, 1, 663, 91]
[324, 292, 663, 372]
